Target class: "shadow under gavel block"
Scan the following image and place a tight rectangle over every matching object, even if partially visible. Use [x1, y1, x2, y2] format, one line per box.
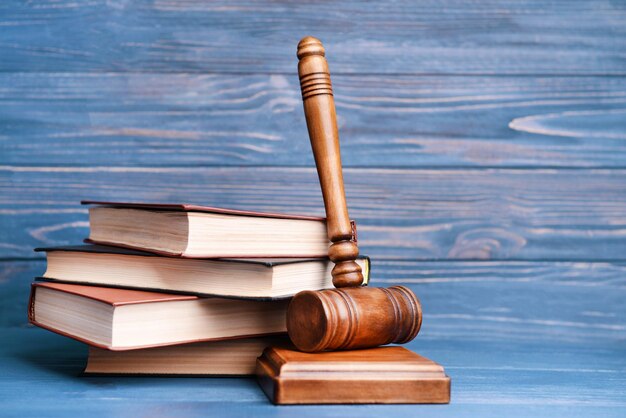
[256, 346, 450, 404]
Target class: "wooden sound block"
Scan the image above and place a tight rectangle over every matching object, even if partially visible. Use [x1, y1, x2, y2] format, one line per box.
[256, 346, 450, 404]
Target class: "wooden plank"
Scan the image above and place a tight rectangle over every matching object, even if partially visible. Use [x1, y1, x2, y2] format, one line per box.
[2, 260, 625, 414]
[2, 166, 626, 260]
[0, 0, 624, 75]
[2, 74, 626, 167]
[2, 327, 624, 417]
[5, 260, 625, 334]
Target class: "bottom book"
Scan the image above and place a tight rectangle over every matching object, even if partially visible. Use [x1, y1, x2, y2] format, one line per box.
[85, 337, 290, 376]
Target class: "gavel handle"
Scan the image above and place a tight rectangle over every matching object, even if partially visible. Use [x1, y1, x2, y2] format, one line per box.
[297, 37, 363, 288]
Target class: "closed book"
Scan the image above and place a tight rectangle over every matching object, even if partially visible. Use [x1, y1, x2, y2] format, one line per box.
[36, 245, 370, 299]
[82, 201, 357, 258]
[28, 282, 288, 351]
[84, 337, 291, 376]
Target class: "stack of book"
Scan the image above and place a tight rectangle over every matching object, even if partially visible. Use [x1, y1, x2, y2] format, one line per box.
[29, 201, 369, 375]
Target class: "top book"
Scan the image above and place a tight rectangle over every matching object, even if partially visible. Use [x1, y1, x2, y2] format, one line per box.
[83, 201, 356, 258]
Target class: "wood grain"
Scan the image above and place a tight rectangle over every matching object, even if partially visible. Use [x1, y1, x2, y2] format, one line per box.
[288, 39, 423, 355]
[7, 254, 626, 410]
[3, 327, 625, 416]
[256, 346, 450, 404]
[1, 0, 625, 75]
[2, 167, 625, 260]
[2, 260, 624, 413]
[5, 260, 625, 339]
[287, 286, 423, 352]
[1, 74, 626, 167]
[296, 37, 363, 287]
[1, 0, 625, 414]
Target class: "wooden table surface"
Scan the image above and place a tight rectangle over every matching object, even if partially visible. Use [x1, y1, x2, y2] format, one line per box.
[1, 1, 625, 416]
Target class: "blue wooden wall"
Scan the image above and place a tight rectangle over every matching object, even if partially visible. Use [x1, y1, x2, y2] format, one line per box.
[1, 1, 625, 416]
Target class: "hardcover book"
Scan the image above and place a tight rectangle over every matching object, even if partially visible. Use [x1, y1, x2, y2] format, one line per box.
[36, 245, 369, 299]
[84, 337, 291, 376]
[28, 282, 289, 350]
[83, 201, 357, 258]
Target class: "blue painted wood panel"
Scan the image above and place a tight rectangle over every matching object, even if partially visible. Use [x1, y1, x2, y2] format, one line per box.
[2, 167, 626, 261]
[1, 261, 624, 416]
[3, 328, 623, 418]
[1, 0, 625, 415]
[1, 0, 625, 75]
[1, 74, 625, 167]
[4, 260, 626, 335]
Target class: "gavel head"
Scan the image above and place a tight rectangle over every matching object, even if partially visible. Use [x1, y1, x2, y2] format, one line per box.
[287, 285, 422, 352]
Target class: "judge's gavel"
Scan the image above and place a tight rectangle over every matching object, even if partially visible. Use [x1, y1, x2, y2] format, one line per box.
[286, 37, 423, 352]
